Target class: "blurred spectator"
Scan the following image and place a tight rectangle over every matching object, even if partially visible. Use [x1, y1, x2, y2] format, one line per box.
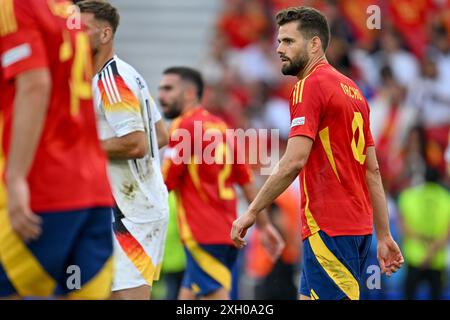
[199, 32, 241, 85]
[398, 166, 450, 300]
[397, 126, 428, 191]
[406, 57, 450, 128]
[217, 0, 270, 49]
[374, 29, 420, 87]
[350, 40, 379, 98]
[369, 66, 418, 193]
[236, 35, 280, 84]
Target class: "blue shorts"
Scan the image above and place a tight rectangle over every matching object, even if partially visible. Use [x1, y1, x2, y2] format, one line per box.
[0, 207, 113, 299]
[181, 244, 237, 298]
[299, 230, 371, 300]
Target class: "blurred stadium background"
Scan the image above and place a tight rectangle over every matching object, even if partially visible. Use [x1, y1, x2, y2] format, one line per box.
[109, 0, 450, 300]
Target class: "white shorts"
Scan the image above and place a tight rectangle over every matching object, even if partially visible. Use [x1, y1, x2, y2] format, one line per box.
[112, 210, 168, 292]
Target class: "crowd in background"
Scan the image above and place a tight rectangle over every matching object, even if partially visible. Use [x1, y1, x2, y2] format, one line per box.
[154, 0, 450, 300]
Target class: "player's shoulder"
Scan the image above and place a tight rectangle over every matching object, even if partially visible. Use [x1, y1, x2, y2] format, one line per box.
[193, 107, 229, 130]
[98, 56, 148, 94]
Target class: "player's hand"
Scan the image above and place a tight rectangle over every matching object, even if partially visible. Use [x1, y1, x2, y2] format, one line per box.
[7, 178, 42, 242]
[377, 235, 404, 277]
[258, 223, 285, 261]
[231, 211, 257, 248]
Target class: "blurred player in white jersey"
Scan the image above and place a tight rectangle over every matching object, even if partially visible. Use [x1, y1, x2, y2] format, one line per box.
[77, 1, 169, 300]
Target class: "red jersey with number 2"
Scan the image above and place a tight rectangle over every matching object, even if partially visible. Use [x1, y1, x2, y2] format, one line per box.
[163, 107, 253, 245]
[288, 62, 374, 240]
[0, 0, 113, 213]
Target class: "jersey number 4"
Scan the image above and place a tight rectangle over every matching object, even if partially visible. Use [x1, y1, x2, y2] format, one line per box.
[351, 112, 366, 165]
[59, 31, 92, 116]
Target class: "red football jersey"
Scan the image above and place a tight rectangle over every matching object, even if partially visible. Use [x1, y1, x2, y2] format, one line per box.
[163, 107, 253, 245]
[288, 62, 374, 240]
[0, 0, 113, 212]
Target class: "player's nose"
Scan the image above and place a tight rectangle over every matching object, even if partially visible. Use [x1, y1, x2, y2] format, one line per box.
[276, 43, 284, 55]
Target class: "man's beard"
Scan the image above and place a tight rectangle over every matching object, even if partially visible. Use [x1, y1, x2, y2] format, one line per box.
[161, 102, 182, 119]
[281, 53, 308, 76]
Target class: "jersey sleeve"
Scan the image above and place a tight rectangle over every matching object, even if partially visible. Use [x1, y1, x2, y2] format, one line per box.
[288, 76, 325, 141]
[97, 64, 145, 138]
[0, 0, 48, 81]
[162, 118, 190, 191]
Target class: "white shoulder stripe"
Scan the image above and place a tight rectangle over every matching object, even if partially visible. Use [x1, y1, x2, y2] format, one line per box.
[100, 73, 115, 105]
[103, 68, 118, 104]
[107, 66, 122, 103]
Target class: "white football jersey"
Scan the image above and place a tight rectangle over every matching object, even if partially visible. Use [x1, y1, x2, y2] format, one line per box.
[92, 55, 168, 223]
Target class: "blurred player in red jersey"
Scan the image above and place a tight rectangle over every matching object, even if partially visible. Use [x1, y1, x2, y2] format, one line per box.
[231, 7, 404, 300]
[159, 67, 284, 300]
[0, 0, 114, 299]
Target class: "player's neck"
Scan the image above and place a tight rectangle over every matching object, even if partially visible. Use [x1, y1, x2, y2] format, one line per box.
[298, 55, 328, 80]
[181, 102, 200, 115]
[94, 47, 115, 74]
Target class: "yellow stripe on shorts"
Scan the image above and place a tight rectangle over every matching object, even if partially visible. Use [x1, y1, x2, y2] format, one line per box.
[68, 257, 113, 300]
[176, 193, 231, 291]
[308, 232, 360, 300]
[0, 208, 56, 297]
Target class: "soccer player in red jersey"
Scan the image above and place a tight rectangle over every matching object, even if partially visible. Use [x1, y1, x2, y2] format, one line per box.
[231, 7, 404, 300]
[159, 67, 284, 300]
[0, 0, 113, 299]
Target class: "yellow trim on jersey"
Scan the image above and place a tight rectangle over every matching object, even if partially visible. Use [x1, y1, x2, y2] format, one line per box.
[0, 208, 56, 297]
[68, 257, 113, 300]
[308, 233, 360, 300]
[298, 78, 306, 103]
[319, 127, 341, 182]
[303, 173, 320, 234]
[59, 30, 73, 62]
[47, 0, 72, 19]
[176, 193, 232, 291]
[310, 288, 319, 300]
[0, 0, 18, 36]
[295, 81, 301, 104]
[187, 155, 209, 202]
[292, 64, 324, 105]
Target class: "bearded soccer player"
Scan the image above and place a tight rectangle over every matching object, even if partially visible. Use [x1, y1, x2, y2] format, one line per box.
[77, 1, 169, 300]
[159, 67, 284, 300]
[0, 0, 113, 299]
[231, 7, 404, 300]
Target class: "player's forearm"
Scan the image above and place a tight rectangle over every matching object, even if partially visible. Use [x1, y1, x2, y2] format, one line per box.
[241, 182, 271, 227]
[101, 131, 148, 160]
[366, 167, 391, 240]
[247, 156, 301, 217]
[6, 69, 51, 183]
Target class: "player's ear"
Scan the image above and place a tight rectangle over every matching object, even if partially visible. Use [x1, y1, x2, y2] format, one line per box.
[310, 36, 322, 54]
[100, 26, 114, 44]
[184, 83, 197, 103]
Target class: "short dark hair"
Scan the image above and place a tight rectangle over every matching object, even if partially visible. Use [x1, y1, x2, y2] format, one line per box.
[276, 6, 330, 52]
[77, 1, 120, 34]
[163, 67, 204, 101]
